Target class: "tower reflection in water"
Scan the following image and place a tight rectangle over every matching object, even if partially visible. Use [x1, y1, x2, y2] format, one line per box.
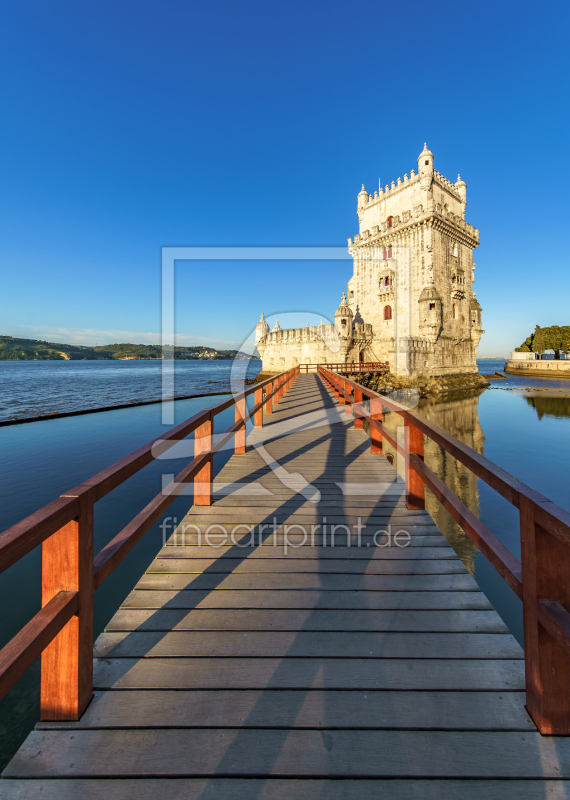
[379, 388, 486, 578]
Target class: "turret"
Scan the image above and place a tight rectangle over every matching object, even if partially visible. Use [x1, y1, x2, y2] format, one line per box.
[418, 285, 443, 344]
[334, 292, 354, 362]
[353, 305, 364, 335]
[470, 297, 483, 345]
[418, 143, 434, 175]
[254, 312, 270, 345]
[455, 174, 467, 218]
[418, 143, 434, 201]
[335, 292, 353, 335]
[455, 174, 466, 201]
[357, 184, 368, 210]
[272, 319, 282, 333]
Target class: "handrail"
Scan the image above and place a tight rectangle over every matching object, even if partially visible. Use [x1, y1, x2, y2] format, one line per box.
[298, 362, 388, 374]
[318, 364, 570, 736]
[0, 365, 300, 720]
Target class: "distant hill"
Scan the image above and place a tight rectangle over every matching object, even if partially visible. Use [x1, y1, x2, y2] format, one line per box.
[0, 336, 256, 361]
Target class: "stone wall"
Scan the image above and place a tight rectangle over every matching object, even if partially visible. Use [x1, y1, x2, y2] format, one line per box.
[505, 360, 570, 377]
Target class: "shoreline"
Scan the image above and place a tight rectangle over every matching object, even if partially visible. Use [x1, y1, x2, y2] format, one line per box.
[0, 390, 233, 428]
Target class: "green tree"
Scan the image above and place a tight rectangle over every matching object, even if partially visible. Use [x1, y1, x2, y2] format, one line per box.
[532, 326, 546, 358]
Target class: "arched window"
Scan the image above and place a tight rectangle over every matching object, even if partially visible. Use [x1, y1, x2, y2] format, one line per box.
[388, 245, 392, 258]
[384, 276, 390, 287]
[384, 305, 392, 320]
[452, 304, 457, 320]
[387, 216, 393, 228]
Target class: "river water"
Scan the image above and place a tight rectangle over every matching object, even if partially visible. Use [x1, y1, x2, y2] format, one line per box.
[1, 358, 570, 769]
[0, 359, 260, 422]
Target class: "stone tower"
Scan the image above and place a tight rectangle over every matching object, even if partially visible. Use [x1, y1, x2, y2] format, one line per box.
[347, 144, 483, 375]
[255, 145, 483, 376]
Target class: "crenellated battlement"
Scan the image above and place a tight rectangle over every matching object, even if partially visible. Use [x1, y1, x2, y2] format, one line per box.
[358, 170, 419, 209]
[433, 170, 462, 199]
[262, 322, 336, 346]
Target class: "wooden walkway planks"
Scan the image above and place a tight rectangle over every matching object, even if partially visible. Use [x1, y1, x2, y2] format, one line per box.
[3, 372, 570, 796]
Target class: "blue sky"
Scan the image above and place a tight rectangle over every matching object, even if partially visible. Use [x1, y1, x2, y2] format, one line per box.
[0, 0, 568, 356]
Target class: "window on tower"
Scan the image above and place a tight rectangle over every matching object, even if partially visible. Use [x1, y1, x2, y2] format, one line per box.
[384, 276, 390, 286]
[384, 306, 392, 320]
[387, 216, 393, 228]
[429, 302, 436, 311]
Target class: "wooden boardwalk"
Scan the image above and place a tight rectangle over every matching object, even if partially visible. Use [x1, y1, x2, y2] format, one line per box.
[3, 373, 570, 797]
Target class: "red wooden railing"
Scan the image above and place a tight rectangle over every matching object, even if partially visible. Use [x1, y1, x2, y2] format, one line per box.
[0, 366, 299, 721]
[299, 362, 389, 374]
[319, 365, 570, 736]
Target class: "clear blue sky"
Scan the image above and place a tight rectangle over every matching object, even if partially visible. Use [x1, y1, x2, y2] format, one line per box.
[0, 0, 568, 355]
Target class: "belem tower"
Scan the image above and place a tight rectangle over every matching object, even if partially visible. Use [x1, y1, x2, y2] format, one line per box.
[255, 144, 484, 377]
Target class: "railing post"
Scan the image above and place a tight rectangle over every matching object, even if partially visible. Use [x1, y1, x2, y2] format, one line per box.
[405, 419, 425, 510]
[520, 495, 570, 734]
[272, 379, 279, 405]
[254, 386, 263, 428]
[194, 411, 213, 505]
[265, 383, 273, 415]
[41, 488, 93, 721]
[279, 377, 285, 400]
[354, 387, 363, 429]
[344, 380, 352, 413]
[235, 395, 246, 454]
[370, 397, 383, 454]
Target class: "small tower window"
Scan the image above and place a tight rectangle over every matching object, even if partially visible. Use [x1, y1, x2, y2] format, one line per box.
[341, 319, 347, 326]
[429, 302, 435, 311]
[384, 305, 392, 320]
[425, 160, 429, 165]
[384, 276, 390, 287]
[387, 216, 393, 228]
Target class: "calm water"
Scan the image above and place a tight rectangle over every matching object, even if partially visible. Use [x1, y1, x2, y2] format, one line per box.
[0, 359, 260, 422]
[1, 358, 570, 769]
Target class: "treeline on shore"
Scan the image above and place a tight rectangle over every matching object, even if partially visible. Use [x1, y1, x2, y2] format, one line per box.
[0, 336, 252, 361]
[516, 326, 570, 358]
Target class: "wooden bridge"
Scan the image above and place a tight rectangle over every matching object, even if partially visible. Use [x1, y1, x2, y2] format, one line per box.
[2, 367, 570, 797]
